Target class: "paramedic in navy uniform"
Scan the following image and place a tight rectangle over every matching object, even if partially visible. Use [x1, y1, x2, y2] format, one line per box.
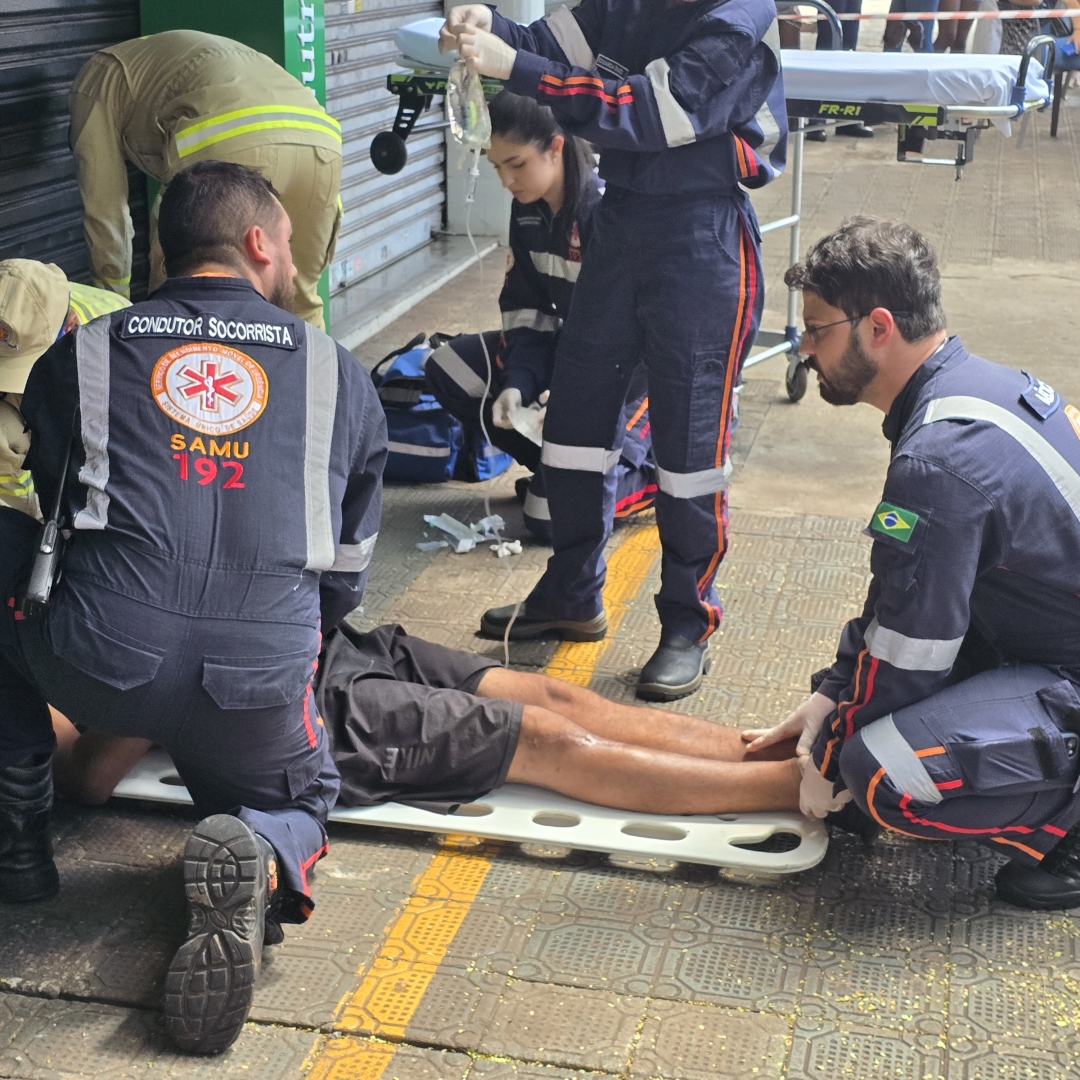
[0, 161, 386, 1054]
[440, 0, 787, 701]
[747, 218, 1080, 911]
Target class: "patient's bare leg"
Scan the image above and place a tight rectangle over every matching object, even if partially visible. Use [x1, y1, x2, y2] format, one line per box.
[50, 708, 152, 806]
[476, 668, 795, 762]
[506, 705, 801, 814]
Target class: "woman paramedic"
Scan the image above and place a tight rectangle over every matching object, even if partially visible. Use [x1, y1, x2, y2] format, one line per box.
[425, 90, 656, 544]
[439, 0, 786, 701]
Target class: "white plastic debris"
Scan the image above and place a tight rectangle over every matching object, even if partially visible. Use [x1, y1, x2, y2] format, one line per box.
[423, 513, 478, 552]
[470, 514, 505, 540]
[491, 540, 522, 558]
[416, 540, 449, 552]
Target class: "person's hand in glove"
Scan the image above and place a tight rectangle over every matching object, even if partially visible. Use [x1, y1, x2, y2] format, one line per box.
[798, 756, 853, 818]
[491, 387, 522, 429]
[741, 691, 836, 759]
[439, 4, 492, 52]
[453, 25, 517, 79]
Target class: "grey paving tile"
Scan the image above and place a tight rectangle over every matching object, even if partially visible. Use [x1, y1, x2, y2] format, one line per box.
[786, 1016, 947, 1080]
[467, 1059, 610, 1080]
[0, 992, 321, 1079]
[403, 969, 509, 1050]
[479, 980, 646, 1072]
[629, 999, 790, 1080]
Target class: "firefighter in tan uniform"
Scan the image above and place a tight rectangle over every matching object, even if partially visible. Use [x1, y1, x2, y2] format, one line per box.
[69, 30, 341, 327]
[0, 260, 129, 520]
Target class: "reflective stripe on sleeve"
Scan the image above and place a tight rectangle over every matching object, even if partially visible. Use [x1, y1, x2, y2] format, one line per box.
[924, 396, 1080, 523]
[542, 441, 621, 473]
[530, 251, 582, 283]
[331, 532, 378, 573]
[430, 343, 487, 400]
[863, 618, 964, 672]
[860, 715, 943, 805]
[174, 105, 342, 158]
[644, 58, 696, 148]
[544, 6, 595, 69]
[656, 459, 731, 499]
[0, 471, 34, 498]
[387, 441, 451, 458]
[73, 318, 112, 530]
[502, 309, 561, 333]
[752, 101, 782, 176]
[523, 490, 551, 521]
[303, 328, 339, 571]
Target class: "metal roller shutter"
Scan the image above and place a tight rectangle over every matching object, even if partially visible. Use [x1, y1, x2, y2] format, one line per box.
[326, 0, 447, 292]
[0, 0, 150, 295]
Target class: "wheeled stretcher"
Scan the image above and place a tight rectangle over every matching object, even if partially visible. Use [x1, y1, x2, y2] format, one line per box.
[112, 747, 828, 874]
[373, 3, 1054, 401]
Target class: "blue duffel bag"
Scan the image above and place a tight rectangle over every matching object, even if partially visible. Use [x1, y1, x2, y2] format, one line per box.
[371, 334, 512, 484]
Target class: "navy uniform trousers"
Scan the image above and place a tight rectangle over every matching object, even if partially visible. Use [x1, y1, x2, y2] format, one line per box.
[0, 509, 339, 922]
[426, 331, 657, 543]
[525, 188, 763, 641]
[840, 661, 1080, 867]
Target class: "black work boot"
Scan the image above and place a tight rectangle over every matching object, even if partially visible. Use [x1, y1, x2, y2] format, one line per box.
[0, 754, 59, 905]
[825, 802, 881, 848]
[995, 824, 1080, 910]
[480, 602, 607, 642]
[636, 635, 711, 702]
[165, 815, 278, 1054]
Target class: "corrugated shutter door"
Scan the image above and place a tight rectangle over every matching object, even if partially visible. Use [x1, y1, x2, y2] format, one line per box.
[326, 0, 446, 292]
[0, 0, 150, 294]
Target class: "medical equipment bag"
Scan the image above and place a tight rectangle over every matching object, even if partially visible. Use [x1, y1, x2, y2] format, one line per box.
[371, 335, 512, 484]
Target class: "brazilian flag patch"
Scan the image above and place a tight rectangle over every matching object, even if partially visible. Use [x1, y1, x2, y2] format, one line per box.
[871, 502, 919, 543]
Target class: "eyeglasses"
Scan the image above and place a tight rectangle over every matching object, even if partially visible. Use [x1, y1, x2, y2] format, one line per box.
[801, 312, 911, 347]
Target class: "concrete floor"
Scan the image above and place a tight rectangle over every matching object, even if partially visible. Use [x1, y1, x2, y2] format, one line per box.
[3, 107, 1080, 1079]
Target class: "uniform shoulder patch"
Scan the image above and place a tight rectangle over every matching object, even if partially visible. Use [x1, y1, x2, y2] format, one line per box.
[870, 501, 919, 543]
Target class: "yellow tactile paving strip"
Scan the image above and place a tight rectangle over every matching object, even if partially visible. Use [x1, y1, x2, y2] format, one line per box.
[301, 523, 663, 1079]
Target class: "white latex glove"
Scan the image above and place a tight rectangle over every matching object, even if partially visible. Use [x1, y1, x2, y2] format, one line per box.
[439, 4, 493, 52]
[799, 757, 853, 818]
[742, 691, 836, 757]
[454, 25, 517, 79]
[492, 387, 521, 429]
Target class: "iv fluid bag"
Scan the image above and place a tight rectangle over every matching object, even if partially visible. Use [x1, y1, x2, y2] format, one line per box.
[447, 61, 491, 149]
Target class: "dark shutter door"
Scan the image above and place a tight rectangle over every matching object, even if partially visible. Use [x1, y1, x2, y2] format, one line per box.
[326, 0, 445, 292]
[0, 0, 150, 295]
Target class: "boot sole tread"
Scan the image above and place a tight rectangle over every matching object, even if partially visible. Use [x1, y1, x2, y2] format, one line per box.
[165, 815, 264, 1055]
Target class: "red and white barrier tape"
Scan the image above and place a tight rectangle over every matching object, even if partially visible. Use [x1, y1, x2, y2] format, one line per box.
[778, 8, 1076, 19]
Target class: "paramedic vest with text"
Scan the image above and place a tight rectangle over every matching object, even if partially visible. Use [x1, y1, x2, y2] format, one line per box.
[21, 276, 386, 658]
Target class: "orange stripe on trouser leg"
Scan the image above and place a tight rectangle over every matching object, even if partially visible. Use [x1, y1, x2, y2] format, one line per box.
[866, 767, 940, 839]
[994, 836, 1045, 860]
[626, 397, 649, 431]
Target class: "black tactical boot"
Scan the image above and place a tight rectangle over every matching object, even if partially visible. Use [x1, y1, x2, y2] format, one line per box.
[995, 824, 1080, 910]
[164, 815, 279, 1054]
[636, 635, 711, 702]
[480, 602, 607, 642]
[0, 754, 59, 904]
[825, 801, 881, 848]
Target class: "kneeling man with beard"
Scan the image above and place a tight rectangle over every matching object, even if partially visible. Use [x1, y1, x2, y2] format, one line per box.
[747, 217, 1080, 910]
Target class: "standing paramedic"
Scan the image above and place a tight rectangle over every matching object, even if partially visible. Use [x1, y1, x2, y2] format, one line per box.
[69, 30, 342, 327]
[440, 0, 787, 701]
[0, 162, 386, 1053]
[747, 218, 1080, 912]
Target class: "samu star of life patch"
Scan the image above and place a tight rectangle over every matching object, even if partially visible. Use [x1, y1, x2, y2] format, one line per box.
[871, 501, 920, 543]
[151, 342, 268, 436]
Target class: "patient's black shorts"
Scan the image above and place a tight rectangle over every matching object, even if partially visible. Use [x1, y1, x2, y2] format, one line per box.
[315, 623, 522, 807]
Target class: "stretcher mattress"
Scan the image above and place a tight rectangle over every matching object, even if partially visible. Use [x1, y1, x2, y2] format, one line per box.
[112, 747, 828, 874]
[392, 19, 1050, 114]
[780, 49, 1049, 111]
